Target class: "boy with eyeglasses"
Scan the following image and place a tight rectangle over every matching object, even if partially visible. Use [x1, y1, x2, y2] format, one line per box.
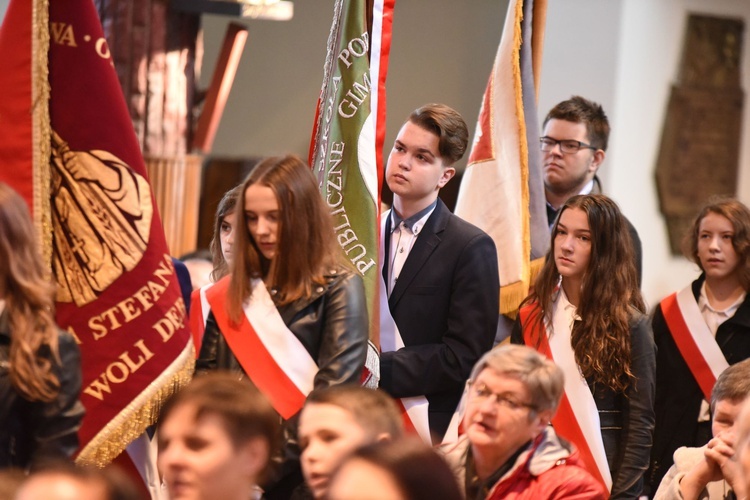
[541, 96, 642, 282]
[440, 344, 607, 500]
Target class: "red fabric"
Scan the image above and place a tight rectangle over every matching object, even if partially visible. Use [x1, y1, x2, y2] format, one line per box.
[467, 71, 494, 165]
[112, 452, 151, 500]
[373, 0, 395, 201]
[307, 98, 322, 167]
[486, 435, 608, 500]
[519, 304, 609, 492]
[0, 0, 34, 206]
[206, 277, 307, 420]
[45, 0, 190, 460]
[660, 293, 716, 401]
[395, 399, 420, 437]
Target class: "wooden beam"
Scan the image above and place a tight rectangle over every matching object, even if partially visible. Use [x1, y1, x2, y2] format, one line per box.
[171, 0, 293, 20]
[191, 22, 247, 154]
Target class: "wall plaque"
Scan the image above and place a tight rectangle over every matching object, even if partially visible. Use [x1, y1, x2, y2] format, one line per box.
[655, 14, 744, 254]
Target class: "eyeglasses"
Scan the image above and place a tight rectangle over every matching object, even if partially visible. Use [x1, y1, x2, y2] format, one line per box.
[468, 382, 536, 411]
[540, 136, 598, 154]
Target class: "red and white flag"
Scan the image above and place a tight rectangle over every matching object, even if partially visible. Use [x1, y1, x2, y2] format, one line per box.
[455, 0, 549, 318]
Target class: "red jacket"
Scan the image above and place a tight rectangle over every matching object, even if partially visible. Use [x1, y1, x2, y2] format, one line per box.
[442, 428, 608, 500]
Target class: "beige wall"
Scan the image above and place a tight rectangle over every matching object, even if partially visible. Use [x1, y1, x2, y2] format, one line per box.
[200, 0, 507, 168]
[538, 0, 750, 306]
[611, 0, 750, 306]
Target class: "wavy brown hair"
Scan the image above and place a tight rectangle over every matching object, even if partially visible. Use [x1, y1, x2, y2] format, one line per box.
[0, 183, 60, 402]
[227, 155, 341, 323]
[209, 185, 241, 283]
[684, 197, 750, 290]
[522, 194, 645, 392]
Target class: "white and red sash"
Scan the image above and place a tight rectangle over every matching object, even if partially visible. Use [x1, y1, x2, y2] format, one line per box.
[379, 212, 461, 444]
[660, 286, 729, 401]
[188, 282, 216, 357]
[206, 276, 318, 419]
[520, 301, 613, 492]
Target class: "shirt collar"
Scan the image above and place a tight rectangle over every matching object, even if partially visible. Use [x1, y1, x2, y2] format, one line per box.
[579, 179, 595, 195]
[545, 179, 596, 215]
[390, 200, 437, 234]
[698, 282, 746, 316]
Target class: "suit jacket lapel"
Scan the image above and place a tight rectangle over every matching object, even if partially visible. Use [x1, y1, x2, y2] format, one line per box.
[382, 212, 392, 285]
[388, 199, 449, 309]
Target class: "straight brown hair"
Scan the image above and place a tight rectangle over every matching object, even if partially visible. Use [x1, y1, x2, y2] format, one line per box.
[227, 155, 341, 322]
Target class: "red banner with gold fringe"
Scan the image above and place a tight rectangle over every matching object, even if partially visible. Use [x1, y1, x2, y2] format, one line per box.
[0, 0, 193, 470]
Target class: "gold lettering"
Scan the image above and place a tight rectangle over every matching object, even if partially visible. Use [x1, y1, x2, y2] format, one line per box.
[51, 23, 77, 47]
[83, 339, 156, 401]
[83, 373, 112, 400]
[106, 361, 129, 384]
[94, 37, 110, 59]
[148, 280, 167, 301]
[153, 297, 186, 343]
[153, 254, 173, 286]
[88, 315, 108, 341]
[132, 285, 154, 309]
[119, 297, 141, 323]
[118, 339, 154, 372]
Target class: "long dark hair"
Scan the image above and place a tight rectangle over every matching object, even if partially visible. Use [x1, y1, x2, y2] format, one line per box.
[228, 155, 341, 322]
[209, 185, 240, 283]
[0, 183, 60, 402]
[523, 194, 644, 392]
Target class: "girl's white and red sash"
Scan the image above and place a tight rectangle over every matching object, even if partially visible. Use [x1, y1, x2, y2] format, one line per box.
[205, 276, 318, 419]
[188, 282, 215, 356]
[379, 212, 461, 444]
[660, 286, 729, 401]
[520, 302, 613, 492]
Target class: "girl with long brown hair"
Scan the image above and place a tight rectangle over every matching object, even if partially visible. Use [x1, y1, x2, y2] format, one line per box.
[512, 194, 655, 499]
[0, 183, 84, 469]
[188, 185, 241, 352]
[209, 184, 241, 283]
[195, 155, 368, 499]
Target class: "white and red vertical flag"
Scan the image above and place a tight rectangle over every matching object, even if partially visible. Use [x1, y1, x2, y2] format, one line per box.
[309, 0, 394, 360]
[0, 0, 193, 479]
[455, 0, 549, 318]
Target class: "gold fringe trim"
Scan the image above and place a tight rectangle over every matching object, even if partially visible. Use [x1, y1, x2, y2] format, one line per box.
[500, 2, 548, 322]
[76, 342, 195, 468]
[32, 0, 52, 267]
[512, 0, 532, 297]
[529, 256, 545, 284]
[500, 280, 529, 318]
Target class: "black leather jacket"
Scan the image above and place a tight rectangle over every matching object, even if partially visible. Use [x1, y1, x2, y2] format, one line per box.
[512, 310, 656, 499]
[196, 266, 368, 499]
[0, 311, 85, 469]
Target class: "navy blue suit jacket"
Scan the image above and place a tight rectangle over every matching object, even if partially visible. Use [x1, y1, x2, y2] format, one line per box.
[379, 199, 499, 442]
